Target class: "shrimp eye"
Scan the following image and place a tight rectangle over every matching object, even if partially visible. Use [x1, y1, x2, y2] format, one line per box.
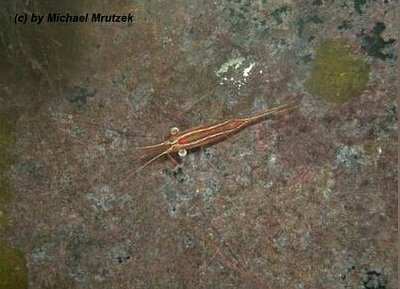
[178, 149, 187, 158]
[170, 127, 180, 135]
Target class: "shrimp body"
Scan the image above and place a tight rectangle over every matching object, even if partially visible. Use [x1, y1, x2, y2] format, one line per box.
[167, 101, 298, 151]
[168, 119, 246, 150]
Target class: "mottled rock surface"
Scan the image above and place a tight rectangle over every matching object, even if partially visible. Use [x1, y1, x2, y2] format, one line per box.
[1, 1, 397, 288]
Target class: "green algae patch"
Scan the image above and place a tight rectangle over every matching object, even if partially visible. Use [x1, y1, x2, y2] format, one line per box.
[306, 39, 370, 103]
[0, 242, 28, 289]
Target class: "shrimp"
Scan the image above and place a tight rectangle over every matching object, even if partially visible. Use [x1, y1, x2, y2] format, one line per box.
[118, 101, 299, 186]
